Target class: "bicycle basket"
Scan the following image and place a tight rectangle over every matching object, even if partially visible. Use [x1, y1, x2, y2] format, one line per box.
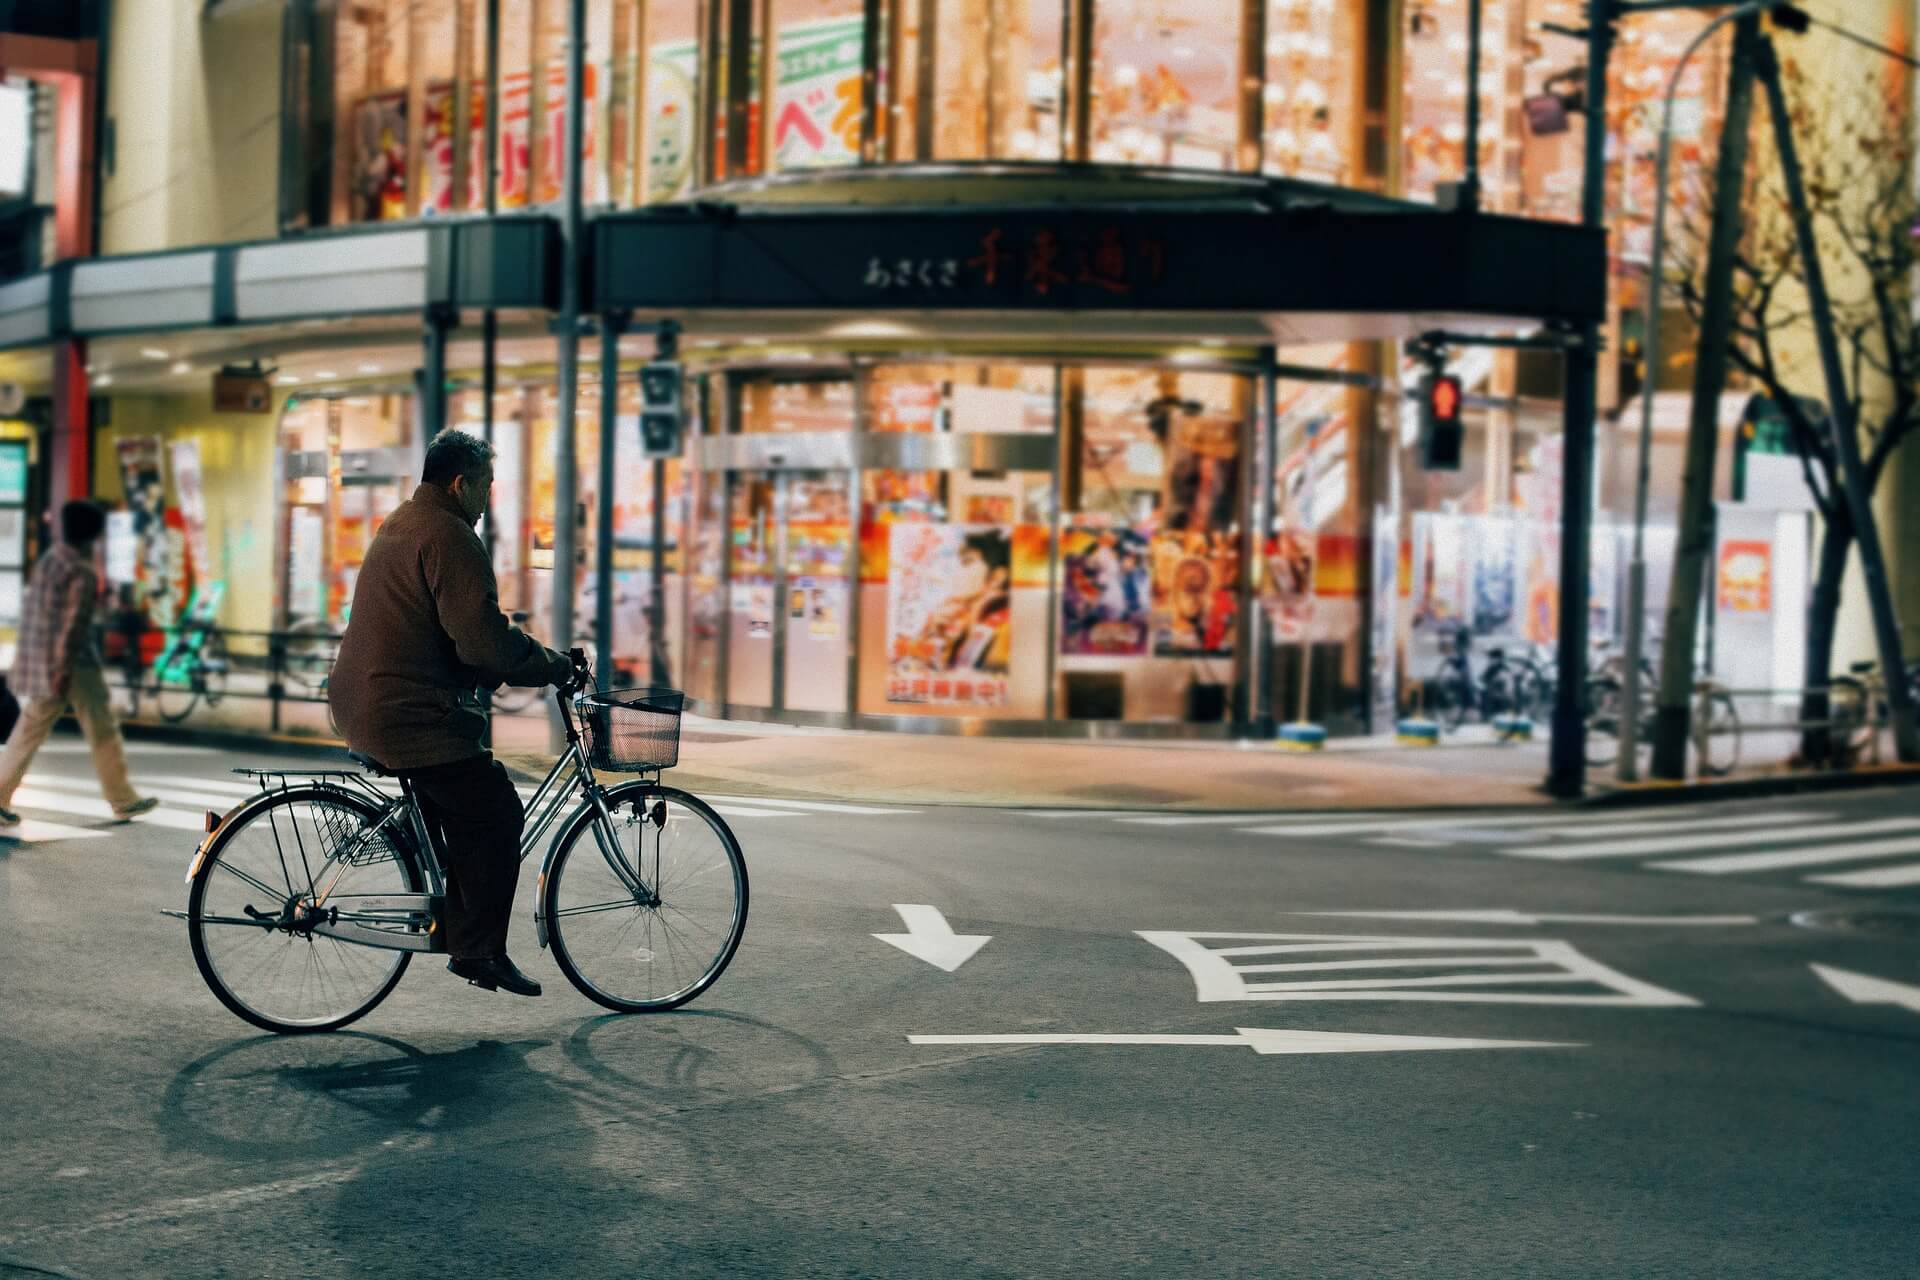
[581, 687, 684, 772]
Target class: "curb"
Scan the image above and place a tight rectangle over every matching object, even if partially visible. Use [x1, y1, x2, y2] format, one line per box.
[117, 718, 347, 762]
[1580, 763, 1920, 808]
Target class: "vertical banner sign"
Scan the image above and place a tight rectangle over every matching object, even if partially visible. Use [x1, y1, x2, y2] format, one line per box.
[170, 440, 212, 597]
[117, 438, 178, 626]
[886, 523, 1013, 706]
[772, 17, 864, 170]
[353, 90, 409, 221]
[1717, 540, 1772, 613]
[0, 439, 27, 635]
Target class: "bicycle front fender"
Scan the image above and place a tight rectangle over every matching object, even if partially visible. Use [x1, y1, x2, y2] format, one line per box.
[532, 778, 657, 950]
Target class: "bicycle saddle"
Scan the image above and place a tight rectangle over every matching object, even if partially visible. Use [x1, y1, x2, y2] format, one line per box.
[348, 750, 396, 777]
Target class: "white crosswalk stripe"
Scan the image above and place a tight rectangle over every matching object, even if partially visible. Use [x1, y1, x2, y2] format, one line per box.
[1183, 802, 1920, 894]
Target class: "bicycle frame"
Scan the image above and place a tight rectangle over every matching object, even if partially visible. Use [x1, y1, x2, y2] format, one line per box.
[235, 685, 657, 956]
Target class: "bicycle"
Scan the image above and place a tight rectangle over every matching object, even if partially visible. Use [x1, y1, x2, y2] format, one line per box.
[1586, 670, 1739, 777]
[1826, 658, 1920, 766]
[153, 586, 230, 724]
[170, 649, 747, 1033]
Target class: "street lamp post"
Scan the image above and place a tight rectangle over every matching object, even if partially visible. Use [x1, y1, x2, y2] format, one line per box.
[1620, 0, 1773, 783]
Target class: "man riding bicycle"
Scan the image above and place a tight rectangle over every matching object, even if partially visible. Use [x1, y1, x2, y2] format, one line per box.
[329, 428, 574, 997]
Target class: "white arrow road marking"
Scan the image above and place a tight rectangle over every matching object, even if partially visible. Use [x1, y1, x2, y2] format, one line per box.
[908, 1029, 1581, 1055]
[1810, 964, 1920, 1015]
[874, 904, 991, 973]
[1291, 910, 1759, 927]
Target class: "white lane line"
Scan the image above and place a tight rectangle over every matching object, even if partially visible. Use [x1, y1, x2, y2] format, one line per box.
[709, 803, 807, 819]
[909, 1029, 1580, 1055]
[1118, 812, 1398, 827]
[1507, 818, 1920, 862]
[135, 774, 270, 798]
[39, 741, 216, 756]
[1807, 861, 1920, 889]
[1293, 910, 1759, 926]
[1242, 814, 1570, 838]
[5, 787, 206, 832]
[1495, 811, 1826, 841]
[699, 793, 913, 815]
[32, 774, 247, 812]
[0, 817, 110, 842]
[1369, 835, 1458, 848]
[1659, 836, 1920, 875]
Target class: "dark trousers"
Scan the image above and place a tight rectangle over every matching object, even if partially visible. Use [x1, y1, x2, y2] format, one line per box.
[403, 754, 526, 960]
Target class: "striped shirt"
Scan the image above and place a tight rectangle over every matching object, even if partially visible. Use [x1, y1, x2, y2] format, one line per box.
[10, 543, 101, 702]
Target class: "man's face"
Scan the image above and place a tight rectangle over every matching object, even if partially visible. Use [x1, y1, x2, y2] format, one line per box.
[451, 463, 494, 526]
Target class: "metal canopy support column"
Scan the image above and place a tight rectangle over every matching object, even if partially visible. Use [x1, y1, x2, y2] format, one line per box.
[1755, 34, 1920, 763]
[1544, 4, 1612, 799]
[595, 311, 630, 693]
[551, 0, 588, 747]
[422, 304, 454, 441]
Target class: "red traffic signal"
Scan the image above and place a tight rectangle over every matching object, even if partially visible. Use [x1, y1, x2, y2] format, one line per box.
[1418, 372, 1464, 470]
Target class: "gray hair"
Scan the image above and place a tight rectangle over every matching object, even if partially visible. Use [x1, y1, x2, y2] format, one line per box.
[422, 428, 496, 487]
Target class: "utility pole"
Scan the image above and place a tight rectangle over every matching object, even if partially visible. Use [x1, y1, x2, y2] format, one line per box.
[550, 0, 587, 748]
[1754, 34, 1920, 762]
[1544, 1, 1613, 798]
[1649, 12, 1763, 780]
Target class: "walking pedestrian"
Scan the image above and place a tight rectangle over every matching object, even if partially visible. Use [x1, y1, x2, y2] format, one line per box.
[0, 500, 157, 829]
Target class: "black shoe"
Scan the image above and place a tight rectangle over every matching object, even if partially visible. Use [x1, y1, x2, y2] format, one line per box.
[448, 953, 543, 997]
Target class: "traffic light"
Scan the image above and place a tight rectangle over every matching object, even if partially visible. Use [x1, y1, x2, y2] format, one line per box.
[638, 360, 683, 457]
[1418, 371, 1464, 471]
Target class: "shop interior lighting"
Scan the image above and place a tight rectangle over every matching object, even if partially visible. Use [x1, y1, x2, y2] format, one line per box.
[358, 362, 382, 374]
[502, 355, 527, 367]
[171, 361, 191, 375]
[92, 374, 112, 388]
[314, 370, 338, 380]
[276, 374, 302, 386]
[139, 347, 169, 361]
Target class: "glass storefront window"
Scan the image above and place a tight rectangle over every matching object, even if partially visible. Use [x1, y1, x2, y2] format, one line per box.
[644, 0, 704, 200]
[886, 0, 1066, 161]
[763, 0, 867, 172]
[738, 375, 856, 432]
[277, 393, 417, 628]
[1088, 0, 1240, 169]
[1061, 367, 1248, 723]
[1264, 0, 1361, 183]
[1400, 0, 1517, 207]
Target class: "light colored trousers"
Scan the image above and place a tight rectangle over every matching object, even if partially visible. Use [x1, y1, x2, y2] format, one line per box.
[0, 665, 140, 811]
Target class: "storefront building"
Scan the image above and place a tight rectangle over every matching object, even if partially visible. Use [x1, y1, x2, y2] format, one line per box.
[0, 0, 1909, 739]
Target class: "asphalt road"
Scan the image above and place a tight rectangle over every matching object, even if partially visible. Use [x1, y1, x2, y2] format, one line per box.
[1, 738, 1917, 1278]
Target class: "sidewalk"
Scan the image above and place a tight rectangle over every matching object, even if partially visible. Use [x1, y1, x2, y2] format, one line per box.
[108, 679, 1920, 812]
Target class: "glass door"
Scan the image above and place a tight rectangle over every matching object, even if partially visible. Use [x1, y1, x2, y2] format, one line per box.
[782, 471, 853, 712]
[725, 474, 777, 707]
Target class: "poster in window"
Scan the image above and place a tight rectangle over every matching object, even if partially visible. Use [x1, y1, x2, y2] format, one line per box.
[1469, 516, 1516, 635]
[421, 81, 457, 214]
[0, 441, 26, 503]
[772, 16, 863, 170]
[116, 437, 178, 625]
[1151, 530, 1238, 657]
[170, 440, 212, 594]
[885, 523, 1012, 706]
[0, 508, 22, 569]
[352, 90, 409, 221]
[1718, 540, 1772, 613]
[1060, 523, 1150, 655]
[469, 71, 535, 209]
[647, 41, 699, 202]
[1161, 411, 1241, 535]
[536, 60, 598, 205]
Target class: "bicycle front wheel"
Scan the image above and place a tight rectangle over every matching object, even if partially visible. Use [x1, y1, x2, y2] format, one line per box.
[1585, 677, 1622, 768]
[543, 782, 748, 1014]
[187, 785, 423, 1034]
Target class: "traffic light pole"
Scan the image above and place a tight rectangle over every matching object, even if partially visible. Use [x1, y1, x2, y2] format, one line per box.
[648, 321, 680, 688]
[1545, 5, 1612, 799]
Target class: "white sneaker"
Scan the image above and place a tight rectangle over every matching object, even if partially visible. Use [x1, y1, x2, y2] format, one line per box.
[112, 797, 160, 822]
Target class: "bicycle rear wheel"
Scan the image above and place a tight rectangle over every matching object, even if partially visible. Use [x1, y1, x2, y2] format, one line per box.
[1695, 689, 1741, 778]
[155, 652, 201, 723]
[1585, 677, 1622, 768]
[187, 785, 423, 1034]
[542, 781, 748, 1014]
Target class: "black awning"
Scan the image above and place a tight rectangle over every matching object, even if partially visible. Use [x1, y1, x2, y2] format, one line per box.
[593, 204, 1605, 327]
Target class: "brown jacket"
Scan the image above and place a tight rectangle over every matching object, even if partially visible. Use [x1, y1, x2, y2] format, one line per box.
[329, 483, 565, 771]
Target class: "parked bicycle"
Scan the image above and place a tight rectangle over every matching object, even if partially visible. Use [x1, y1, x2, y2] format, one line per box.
[153, 586, 230, 724]
[1827, 658, 1920, 765]
[1586, 670, 1739, 777]
[1422, 627, 1528, 729]
[170, 650, 747, 1033]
